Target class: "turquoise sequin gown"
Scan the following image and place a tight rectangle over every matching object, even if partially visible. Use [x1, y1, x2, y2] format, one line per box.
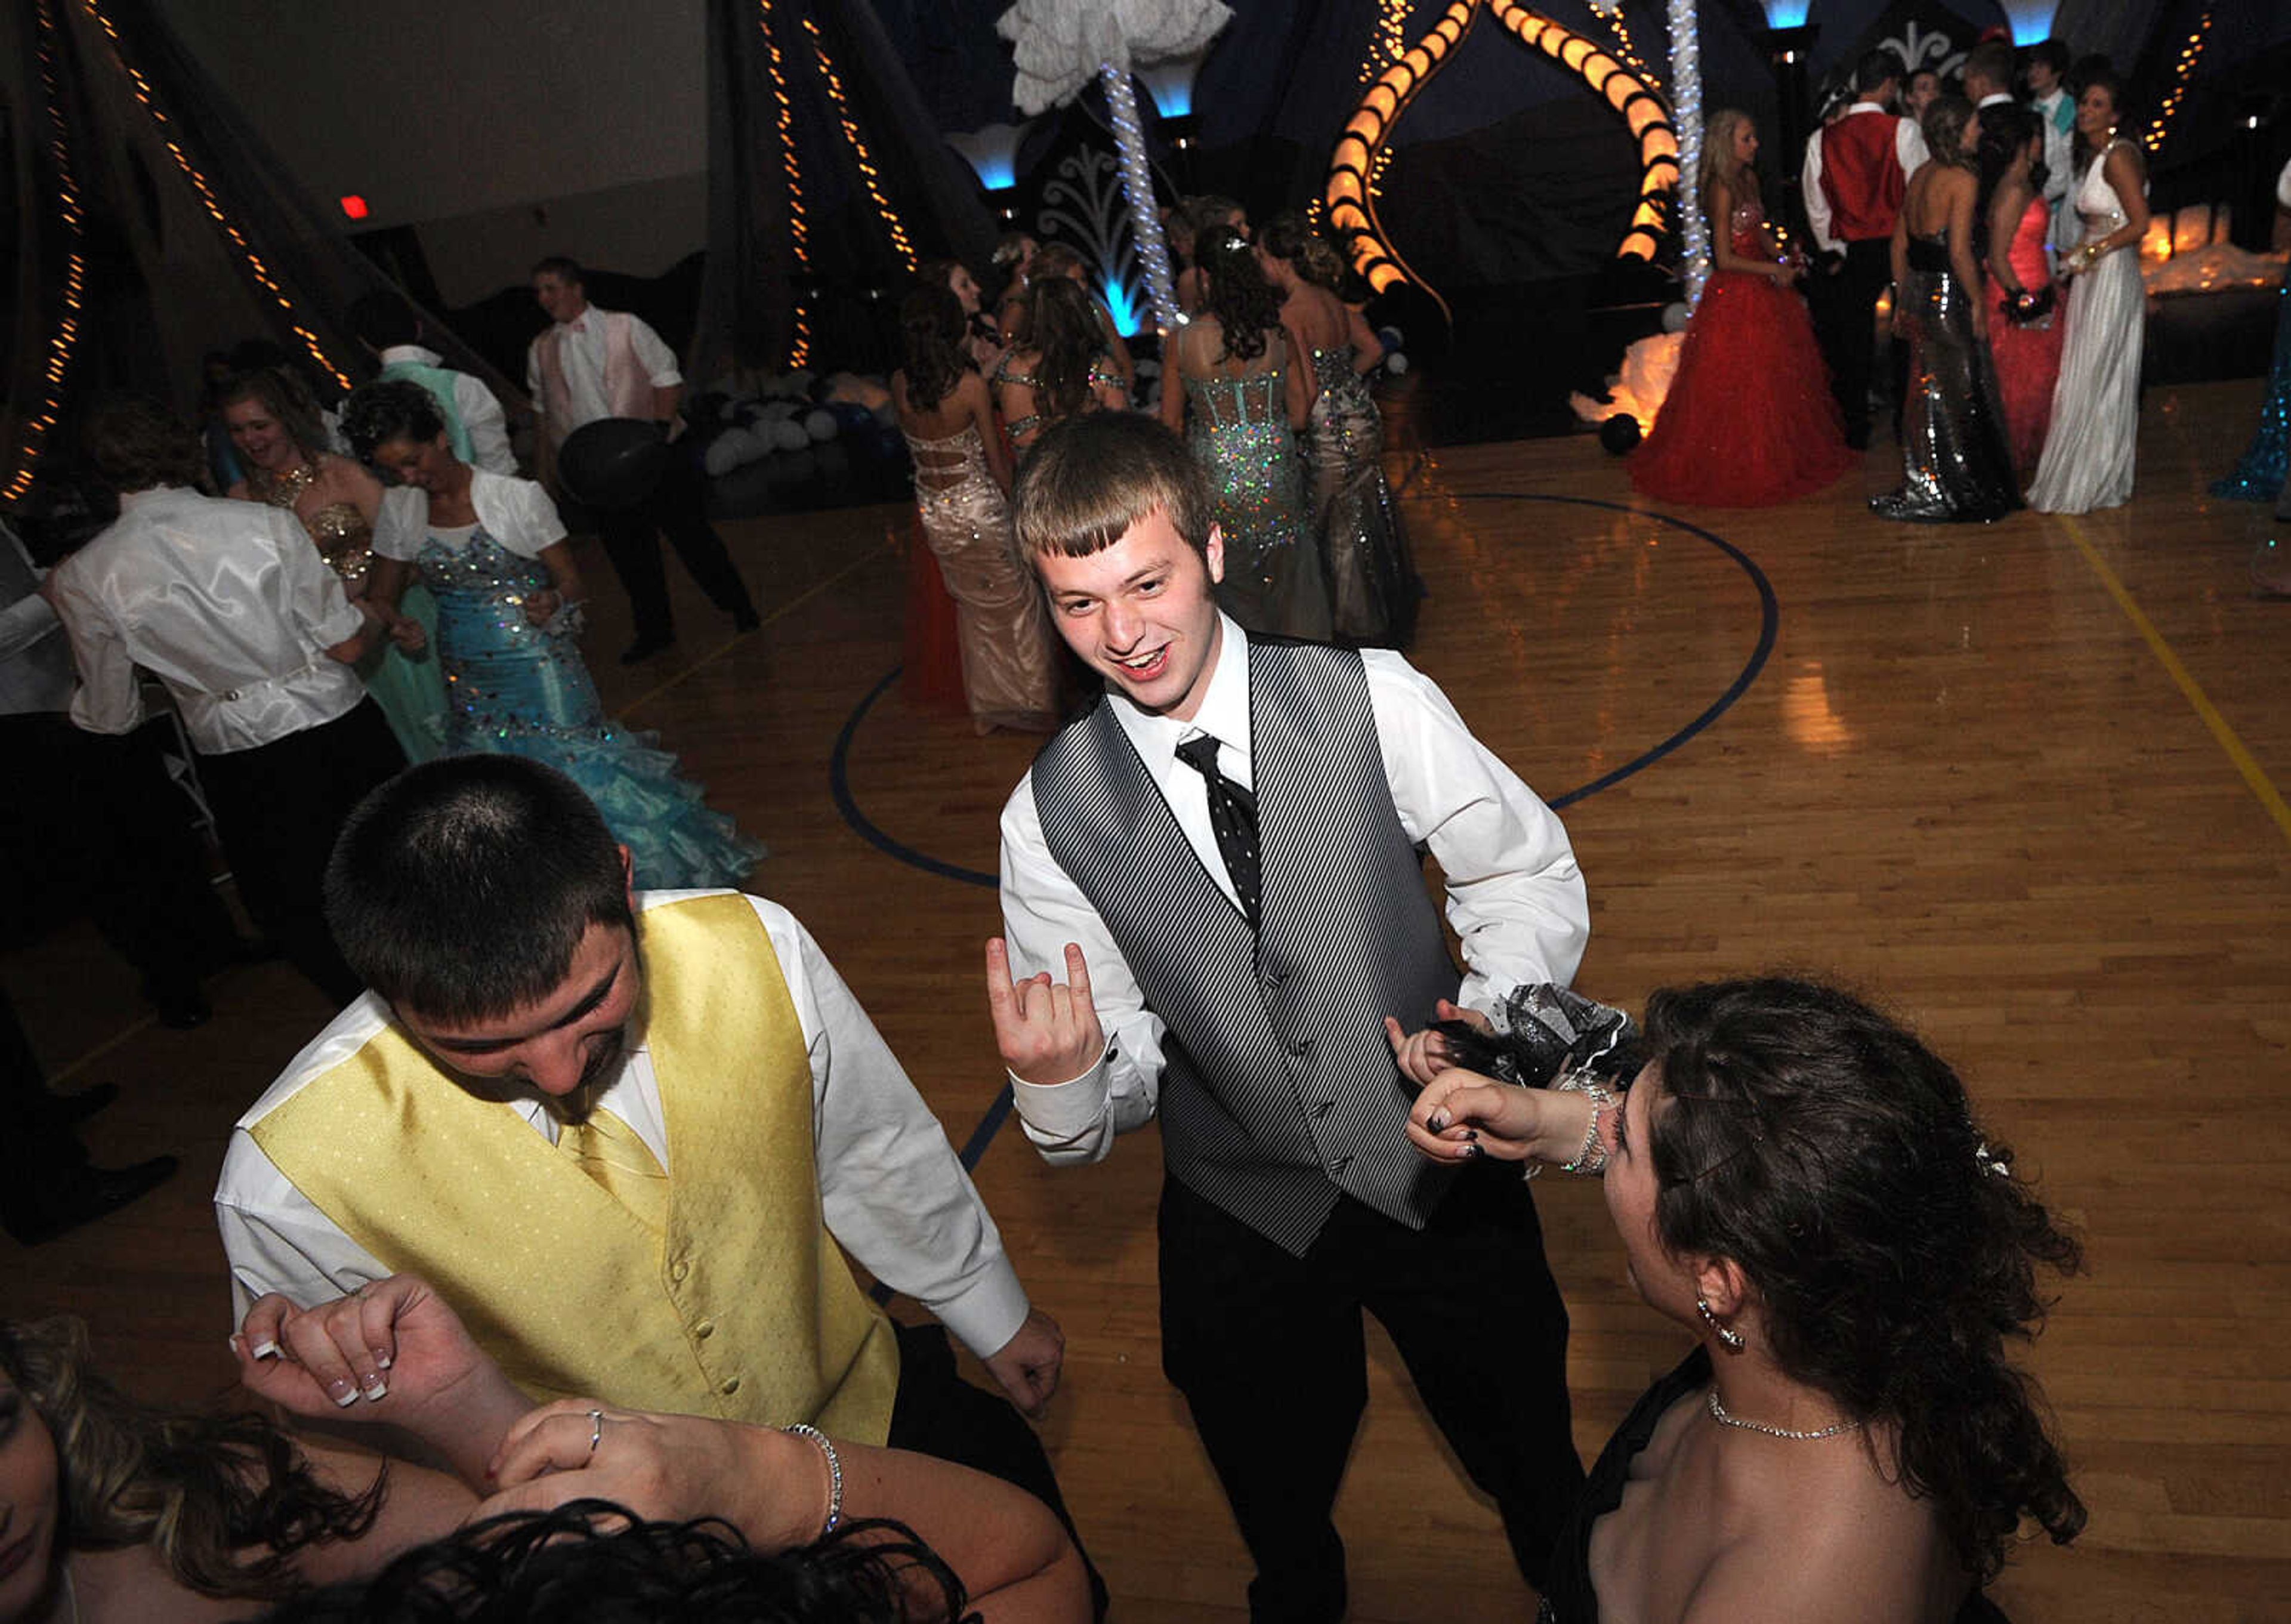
[418, 524, 764, 888]
[2212, 272, 2290, 506]
[1181, 335, 1331, 643]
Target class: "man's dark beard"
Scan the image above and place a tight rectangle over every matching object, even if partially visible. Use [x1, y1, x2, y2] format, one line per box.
[558, 1023, 631, 1122]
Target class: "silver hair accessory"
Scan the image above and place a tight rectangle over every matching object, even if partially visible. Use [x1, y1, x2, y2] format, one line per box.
[1974, 1140, 2012, 1178]
[1697, 1296, 1747, 1351]
[586, 1408, 605, 1456]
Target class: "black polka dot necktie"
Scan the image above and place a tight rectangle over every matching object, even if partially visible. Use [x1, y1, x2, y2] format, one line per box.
[1175, 732, 1261, 928]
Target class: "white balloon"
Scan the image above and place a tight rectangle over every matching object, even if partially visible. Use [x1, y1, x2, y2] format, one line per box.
[769, 419, 810, 452]
[804, 409, 839, 443]
[1661, 301, 1691, 334]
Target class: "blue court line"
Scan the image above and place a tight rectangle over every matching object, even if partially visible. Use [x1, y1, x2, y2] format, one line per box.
[832, 493, 1776, 1189]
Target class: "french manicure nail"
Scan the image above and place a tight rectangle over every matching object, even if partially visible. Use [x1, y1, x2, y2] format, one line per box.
[251, 1339, 281, 1361]
[362, 1373, 389, 1400]
[328, 1378, 358, 1408]
[373, 1350, 393, 1370]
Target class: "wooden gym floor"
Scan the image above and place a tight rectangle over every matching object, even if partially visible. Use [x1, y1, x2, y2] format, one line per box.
[4, 377, 2286, 1621]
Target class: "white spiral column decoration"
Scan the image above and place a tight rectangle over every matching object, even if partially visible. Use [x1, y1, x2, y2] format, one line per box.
[1100, 64, 1182, 332]
[1665, 0, 1709, 305]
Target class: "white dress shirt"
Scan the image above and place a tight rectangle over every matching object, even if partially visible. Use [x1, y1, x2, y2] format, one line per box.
[524, 305, 682, 431]
[1802, 104, 1934, 255]
[216, 891, 1030, 1360]
[50, 487, 366, 753]
[378, 344, 515, 476]
[999, 613, 1589, 1164]
[373, 469, 566, 562]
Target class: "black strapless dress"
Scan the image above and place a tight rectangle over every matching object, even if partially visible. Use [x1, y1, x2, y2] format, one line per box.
[1537, 1348, 2011, 1622]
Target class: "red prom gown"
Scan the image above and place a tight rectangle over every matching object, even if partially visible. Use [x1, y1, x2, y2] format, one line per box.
[1629, 196, 1856, 507]
[1983, 195, 2066, 478]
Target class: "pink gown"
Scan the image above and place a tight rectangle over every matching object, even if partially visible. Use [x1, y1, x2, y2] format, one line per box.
[1984, 196, 2065, 476]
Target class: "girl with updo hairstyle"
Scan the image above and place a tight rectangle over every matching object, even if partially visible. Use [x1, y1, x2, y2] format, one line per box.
[1397, 975, 2085, 1622]
[1159, 226, 1327, 641]
[1255, 212, 1418, 647]
[893, 284, 1060, 733]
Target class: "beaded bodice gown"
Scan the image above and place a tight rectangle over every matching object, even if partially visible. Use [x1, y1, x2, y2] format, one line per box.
[412, 521, 763, 888]
[1871, 224, 2020, 523]
[248, 462, 444, 761]
[2212, 262, 2290, 505]
[1176, 326, 1331, 642]
[2027, 142, 2146, 514]
[1627, 194, 1854, 508]
[1304, 344, 1419, 648]
[899, 422, 1058, 734]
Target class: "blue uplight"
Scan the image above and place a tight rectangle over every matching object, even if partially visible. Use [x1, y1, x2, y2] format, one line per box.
[2002, 1, 2058, 45]
[1761, 0, 1811, 26]
[1100, 277, 1143, 338]
[972, 159, 1017, 191]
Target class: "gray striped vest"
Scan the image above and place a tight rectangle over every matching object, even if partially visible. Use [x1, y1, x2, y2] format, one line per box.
[1032, 637, 1460, 1256]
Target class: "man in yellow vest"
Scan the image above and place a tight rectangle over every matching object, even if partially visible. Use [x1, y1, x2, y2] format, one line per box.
[214, 754, 1090, 1579]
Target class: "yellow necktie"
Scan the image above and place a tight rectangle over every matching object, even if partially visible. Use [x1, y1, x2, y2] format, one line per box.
[556, 1106, 669, 1234]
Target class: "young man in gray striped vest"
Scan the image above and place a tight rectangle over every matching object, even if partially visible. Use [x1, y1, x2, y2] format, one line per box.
[987, 412, 1590, 1620]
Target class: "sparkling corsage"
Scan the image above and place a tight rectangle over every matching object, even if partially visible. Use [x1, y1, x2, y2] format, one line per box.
[1999, 285, 2057, 326]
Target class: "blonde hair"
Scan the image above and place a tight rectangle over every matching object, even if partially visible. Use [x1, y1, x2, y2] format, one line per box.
[1698, 108, 1756, 225]
[0, 1316, 383, 1599]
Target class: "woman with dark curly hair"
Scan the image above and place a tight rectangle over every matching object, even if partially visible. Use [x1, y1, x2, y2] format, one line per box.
[1158, 229, 1326, 641]
[1394, 976, 2084, 1621]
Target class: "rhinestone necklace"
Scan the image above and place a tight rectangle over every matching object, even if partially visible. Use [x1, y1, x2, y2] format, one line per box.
[1706, 1387, 1863, 1441]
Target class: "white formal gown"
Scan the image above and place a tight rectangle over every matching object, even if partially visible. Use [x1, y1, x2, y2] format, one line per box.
[2027, 141, 2145, 514]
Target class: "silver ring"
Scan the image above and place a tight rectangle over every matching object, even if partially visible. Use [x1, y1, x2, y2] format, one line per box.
[586, 1408, 604, 1456]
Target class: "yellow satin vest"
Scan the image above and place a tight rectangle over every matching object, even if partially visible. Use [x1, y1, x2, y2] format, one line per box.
[248, 893, 900, 1442]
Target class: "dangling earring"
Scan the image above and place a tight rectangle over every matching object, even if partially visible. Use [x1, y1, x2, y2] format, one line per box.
[1697, 1296, 1746, 1351]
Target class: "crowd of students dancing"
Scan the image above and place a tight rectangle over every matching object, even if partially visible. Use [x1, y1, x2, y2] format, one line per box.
[894, 200, 1421, 736]
[1631, 37, 2165, 523]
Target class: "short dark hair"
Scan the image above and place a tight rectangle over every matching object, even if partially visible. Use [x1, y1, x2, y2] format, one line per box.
[530, 255, 584, 286]
[345, 289, 422, 351]
[1855, 47, 1904, 95]
[339, 378, 448, 462]
[1962, 38, 2015, 91]
[2023, 39, 2070, 77]
[252, 1503, 970, 1624]
[1012, 411, 1211, 561]
[1640, 977, 2086, 1583]
[81, 393, 204, 492]
[324, 756, 635, 1024]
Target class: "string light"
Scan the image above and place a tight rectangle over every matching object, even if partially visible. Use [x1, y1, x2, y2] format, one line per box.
[1327, 1, 1483, 323]
[1599, 5, 1662, 92]
[1328, 1, 1678, 317]
[800, 14, 917, 274]
[2139, 7, 2210, 156]
[74, 0, 348, 389]
[1359, 0, 1410, 84]
[5, 0, 90, 502]
[757, 1, 811, 368]
[1101, 65, 1181, 333]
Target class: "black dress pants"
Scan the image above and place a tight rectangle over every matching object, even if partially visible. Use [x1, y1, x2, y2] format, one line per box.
[196, 699, 404, 1007]
[574, 455, 756, 644]
[1158, 1168, 1583, 1623]
[1815, 237, 1897, 445]
[0, 712, 239, 1002]
[885, 1320, 1109, 1619]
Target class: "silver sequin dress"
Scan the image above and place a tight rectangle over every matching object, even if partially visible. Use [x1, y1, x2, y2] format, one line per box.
[1178, 328, 1330, 643]
[1304, 344, 1418, 647]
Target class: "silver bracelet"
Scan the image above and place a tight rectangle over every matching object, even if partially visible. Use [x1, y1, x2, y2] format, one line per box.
[782, 1423, 842, 1539]
[1554, 1070, 1615, 1177]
